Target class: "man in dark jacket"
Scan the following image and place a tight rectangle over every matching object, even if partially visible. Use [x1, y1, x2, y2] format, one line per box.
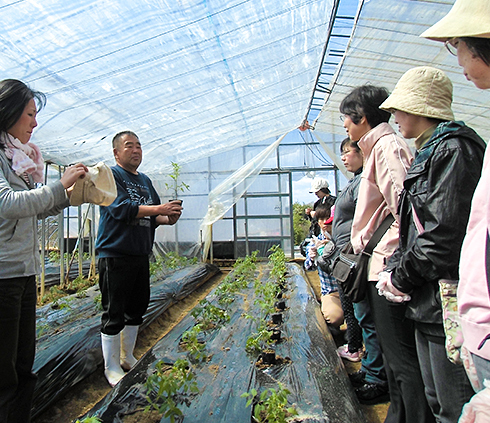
[96, 131, 182, 386]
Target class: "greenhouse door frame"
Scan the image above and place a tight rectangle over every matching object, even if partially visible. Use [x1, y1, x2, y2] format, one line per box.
[232, 170, 294, 259]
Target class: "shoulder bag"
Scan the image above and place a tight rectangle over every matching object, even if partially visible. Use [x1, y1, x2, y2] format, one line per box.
[331, 213, 394, 303]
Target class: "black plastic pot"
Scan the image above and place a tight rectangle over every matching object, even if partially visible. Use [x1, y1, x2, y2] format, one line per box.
[271, 312, 283, 324]
[275, 300, 286, 311]
[261, 349, 276, 365]
[270, 329, 281, 342]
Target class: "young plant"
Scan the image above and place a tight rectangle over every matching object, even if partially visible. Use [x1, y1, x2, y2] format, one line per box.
[245, 321, 273, 354]
[241, 383, 298, 423]
[268, 245, 288, 285]
[165, 162, 190, 200]
[214, 252, 258, 306]
[74, 417, 102, 423]
[163, 251, 198, 270]
[180, 324, 207, 362]
[93, 293, 103, 311]
[145, 359, 199, 423]
[191, 299, 230, 329]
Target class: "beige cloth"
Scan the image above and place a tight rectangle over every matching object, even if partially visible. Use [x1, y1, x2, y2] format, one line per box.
[321, 292, 344, 328]
[70, 162, 117, 207]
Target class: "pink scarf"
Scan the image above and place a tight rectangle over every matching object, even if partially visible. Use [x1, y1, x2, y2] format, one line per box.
[3, 133, 44, 183]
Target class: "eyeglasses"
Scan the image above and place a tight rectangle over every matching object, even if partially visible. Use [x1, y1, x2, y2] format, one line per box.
[339, 115, 347, 122]
[444, 38, 458, 56]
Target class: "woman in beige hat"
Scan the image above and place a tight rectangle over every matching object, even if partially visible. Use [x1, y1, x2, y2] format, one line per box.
[378, 66, 485, 422]
[421, 0, 490, 398]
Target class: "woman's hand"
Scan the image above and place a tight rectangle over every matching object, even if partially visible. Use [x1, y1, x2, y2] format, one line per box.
[60, 163, 88, 189]
[376, 271, 411, 303]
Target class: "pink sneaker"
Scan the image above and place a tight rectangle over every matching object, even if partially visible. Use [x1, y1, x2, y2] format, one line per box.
[337, 344, 362, 362]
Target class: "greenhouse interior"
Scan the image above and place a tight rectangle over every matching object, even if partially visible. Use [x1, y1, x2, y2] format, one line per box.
[0, 0, 490, 270]
[8, 0, 489, 277]
[3, 0, 490, 421]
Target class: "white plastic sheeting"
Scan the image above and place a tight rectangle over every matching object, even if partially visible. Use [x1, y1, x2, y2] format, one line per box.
[2, 0, 334, 178]
[313, 0, 490, 144]
[200, 133, 285, 260]
[6, 0, 488, 258]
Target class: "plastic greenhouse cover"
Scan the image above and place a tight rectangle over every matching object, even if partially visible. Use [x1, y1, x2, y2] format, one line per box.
[32, 263, 220, 418]
[3, 0, 335, 177]
[313, 0, 490, 143]
[83, 263, 366, 423]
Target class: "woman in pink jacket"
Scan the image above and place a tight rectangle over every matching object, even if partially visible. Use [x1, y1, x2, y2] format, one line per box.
[340, 85, 434, 423]
[421, 0, 490, 395]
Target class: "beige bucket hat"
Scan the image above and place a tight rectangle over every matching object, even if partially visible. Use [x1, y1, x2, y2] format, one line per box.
[421, 0, 490, 41]
[70, 162, 117, 207]
[380, 66, 454, 121]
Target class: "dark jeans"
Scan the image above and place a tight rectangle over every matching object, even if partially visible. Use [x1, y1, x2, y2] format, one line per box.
[415, 328, 474, 423]
[99, 256, 151, 335]
[367, 282, 435, 423]
[352, 293, 386, 385]
[0, 276, 38, 423]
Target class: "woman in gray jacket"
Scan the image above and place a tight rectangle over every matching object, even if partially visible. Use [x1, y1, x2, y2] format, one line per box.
[0, 79, 87, 423]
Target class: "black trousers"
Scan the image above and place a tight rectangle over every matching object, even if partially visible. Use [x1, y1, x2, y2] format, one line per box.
[0, 276, 37, 423]
[367, 281, 435, 423]
[99, 256, 151, 335]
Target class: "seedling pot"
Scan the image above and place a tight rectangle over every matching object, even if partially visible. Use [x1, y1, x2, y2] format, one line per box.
[271, 312, 283, 324]
[261, 349, 276, 365]
[275, 300, 286, 311]
[270, 329, 281, 342]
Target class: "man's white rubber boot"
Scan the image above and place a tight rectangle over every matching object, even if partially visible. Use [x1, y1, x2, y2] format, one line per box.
[101, 333, 126, 387]
[120, 325, 139, 371]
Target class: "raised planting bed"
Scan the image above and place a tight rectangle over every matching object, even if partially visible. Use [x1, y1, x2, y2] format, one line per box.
[81, 256, 367, 423]
[32, 262, 220, 418]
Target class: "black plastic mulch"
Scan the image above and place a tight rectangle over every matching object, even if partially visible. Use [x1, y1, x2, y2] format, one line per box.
[82, 262, 367, 423]
[32, 263, 220, 418]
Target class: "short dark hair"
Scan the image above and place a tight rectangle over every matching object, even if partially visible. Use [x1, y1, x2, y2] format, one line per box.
[112, 130, 139, 149]
[340, 137, 361, 154]
[314, 205, 331, 220]
[339, 85, 391, 128]
[461, 37, 490, 66]
[0, 79, 46, 148]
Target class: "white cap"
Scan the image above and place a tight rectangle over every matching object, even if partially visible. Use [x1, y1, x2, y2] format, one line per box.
[309, 177, 329, 193]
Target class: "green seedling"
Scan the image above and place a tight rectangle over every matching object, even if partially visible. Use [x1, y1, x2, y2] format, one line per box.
[242, 384, 298, 423]
[145, 359, 199, 423]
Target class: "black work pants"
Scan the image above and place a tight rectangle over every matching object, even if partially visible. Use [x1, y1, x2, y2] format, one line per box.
[99, 256, 150, 335]
[367, 281, 435, 423]
[0, 276, 37, 423]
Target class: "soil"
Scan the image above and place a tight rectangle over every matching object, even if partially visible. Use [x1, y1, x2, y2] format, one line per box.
[32, 263, 388, 423]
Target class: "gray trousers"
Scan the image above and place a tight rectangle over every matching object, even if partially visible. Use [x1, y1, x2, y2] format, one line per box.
[415, 328, 474, 423]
